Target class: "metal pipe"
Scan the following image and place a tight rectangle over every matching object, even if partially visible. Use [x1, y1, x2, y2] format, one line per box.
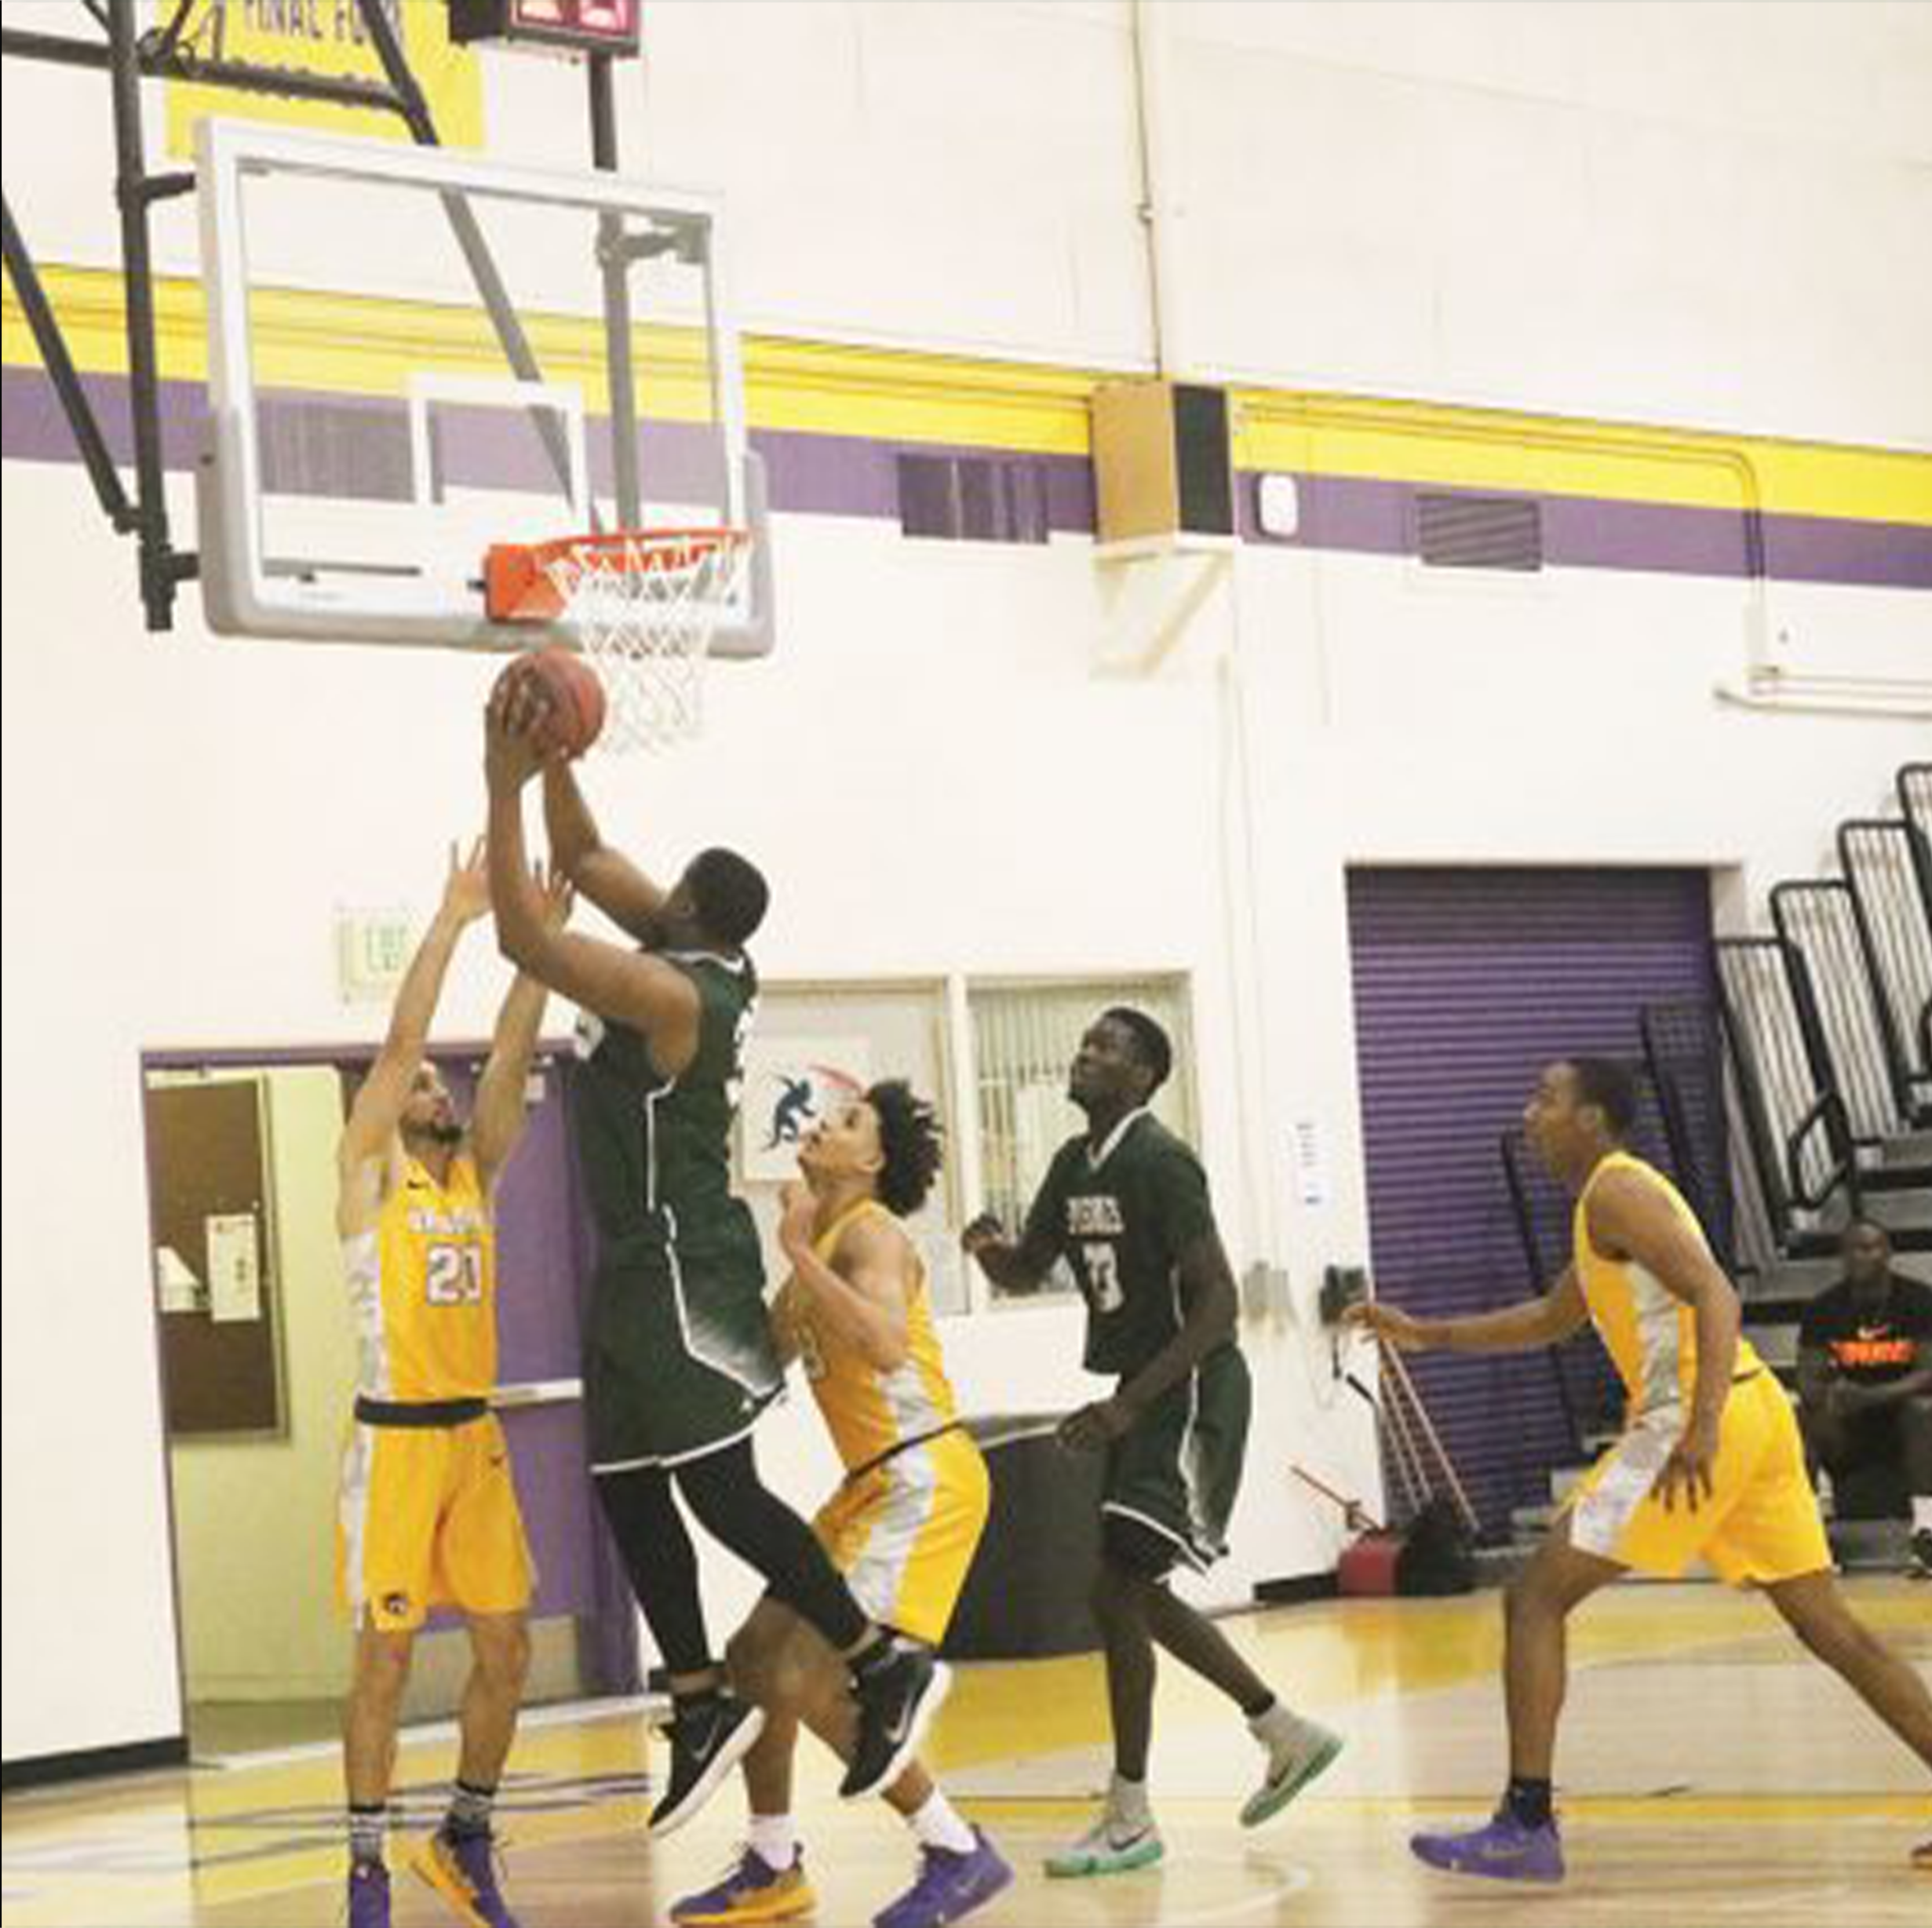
[1128, 0, 1183, 375]
[2, 193, 137, 531]
[589, 50, 643, 528]
[105, 0, 180, 629]
[1, 25, 412, 115]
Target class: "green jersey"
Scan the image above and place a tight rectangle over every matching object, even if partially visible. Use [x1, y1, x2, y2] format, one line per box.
[1023, 1110, 1223, 1376]
[570, 951, 760, 1259]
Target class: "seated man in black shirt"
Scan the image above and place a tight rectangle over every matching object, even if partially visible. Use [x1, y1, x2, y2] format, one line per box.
[1797, 1220, 1932, 1575]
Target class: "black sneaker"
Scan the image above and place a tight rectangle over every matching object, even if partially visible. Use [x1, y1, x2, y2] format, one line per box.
[649, 1693, 767, 1839]
[842, 1642, 952, 1800]
[1909, 1528, 1932, 1580]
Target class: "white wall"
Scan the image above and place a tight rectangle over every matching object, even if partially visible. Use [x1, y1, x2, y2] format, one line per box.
[1158, 2, 1932, 437]
[5, 1, 1930, 1765]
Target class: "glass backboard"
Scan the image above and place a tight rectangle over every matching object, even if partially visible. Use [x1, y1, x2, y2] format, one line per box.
[194, 117, 771, 655]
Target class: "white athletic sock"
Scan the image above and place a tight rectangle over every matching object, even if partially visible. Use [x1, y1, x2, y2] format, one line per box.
[748, 1813, 797, 1872]
[1248, 1700, 1303, 1752]
[907, 1789, 977, 1856]
[1912, 1495, 1932, 1533]
[1107, 1771, 1151, 1826]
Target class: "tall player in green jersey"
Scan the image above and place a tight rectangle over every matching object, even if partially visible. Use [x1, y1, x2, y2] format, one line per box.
[483, 678, 950, 1842]
[964, 1008, 1342, 1876]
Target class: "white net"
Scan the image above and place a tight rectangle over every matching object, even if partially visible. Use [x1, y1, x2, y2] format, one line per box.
[540, 530, 751, 754]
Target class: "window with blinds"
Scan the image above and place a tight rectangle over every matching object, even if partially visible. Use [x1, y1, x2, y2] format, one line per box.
[968, 977, 1197, 1301]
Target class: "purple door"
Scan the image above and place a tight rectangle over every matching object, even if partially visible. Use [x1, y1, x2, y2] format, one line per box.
[1346, 867, 1715, 1537]
[428, 1049, 637, 1692]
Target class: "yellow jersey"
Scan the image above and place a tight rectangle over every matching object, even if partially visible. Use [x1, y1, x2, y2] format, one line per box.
[789, 1199, 961, 1471]
[343, 1153, 497, 1402]
[1573, 1151, 1761, 1420]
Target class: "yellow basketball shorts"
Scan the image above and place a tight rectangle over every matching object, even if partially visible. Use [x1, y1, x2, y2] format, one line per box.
[335, 1412, 534, 1632]
[814, 1428, 991, 1648]
[1567, 1371, 1831, 1585]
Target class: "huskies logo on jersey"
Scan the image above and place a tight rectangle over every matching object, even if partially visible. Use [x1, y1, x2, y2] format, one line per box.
[1066, 1194, 1126, 1236]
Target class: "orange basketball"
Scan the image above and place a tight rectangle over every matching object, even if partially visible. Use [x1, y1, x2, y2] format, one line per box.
[509, 645, 606, 759]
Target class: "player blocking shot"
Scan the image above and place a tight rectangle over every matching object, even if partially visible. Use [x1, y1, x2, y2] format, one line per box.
[962, 1008, 1343, 1877]
[480, 664, 949, 1841]
[334, 840, 567, 1928]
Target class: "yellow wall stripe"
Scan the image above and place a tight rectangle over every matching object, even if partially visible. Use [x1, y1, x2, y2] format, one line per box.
[6, 264, 1930, 526]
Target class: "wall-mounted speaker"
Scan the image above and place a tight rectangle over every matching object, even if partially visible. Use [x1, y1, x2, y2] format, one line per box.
[1092, 379, 1234, 545]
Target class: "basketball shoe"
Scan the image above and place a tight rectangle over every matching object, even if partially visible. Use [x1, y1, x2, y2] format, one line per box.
[1240, 1708, 1344, 1828]
[1044, 1775, 1164, 1878]
[873, 1828, 1014, 1928]
[413, 1827, 520, 1928]
[670, 1846, 817, 1926]
[1411, 1808, 1566, 1883]
[651, 1695, 767, 1839]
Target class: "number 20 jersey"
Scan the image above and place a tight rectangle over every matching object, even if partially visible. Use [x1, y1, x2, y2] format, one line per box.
[342, 1153, 495, 1401]
[1022, 1110, 1221, 1376]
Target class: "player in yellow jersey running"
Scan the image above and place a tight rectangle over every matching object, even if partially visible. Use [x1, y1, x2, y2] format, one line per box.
[670, 1083, 1013, 1928]
[1351, 1056, 1932, 1882]
[335, 839, 569, 1928]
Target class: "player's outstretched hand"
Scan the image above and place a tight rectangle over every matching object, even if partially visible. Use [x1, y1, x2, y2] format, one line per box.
[484, 669, 549, 791]
[442, 836, 491, 926]
[1340, 1300, 1432, 1353]
[777, 1180, 818, 1259]
[961, 1212, 1006, 1256]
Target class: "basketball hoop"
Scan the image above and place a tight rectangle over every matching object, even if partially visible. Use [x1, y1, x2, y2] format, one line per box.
[486, 528, 753, 753]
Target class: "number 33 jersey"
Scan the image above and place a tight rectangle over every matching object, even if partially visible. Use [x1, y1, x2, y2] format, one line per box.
[344, 1154, 496, 1401]
[1023, 1110, 1223, 1376]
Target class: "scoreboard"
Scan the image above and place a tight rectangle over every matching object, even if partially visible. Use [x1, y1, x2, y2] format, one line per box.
[449, 0, 643, 56]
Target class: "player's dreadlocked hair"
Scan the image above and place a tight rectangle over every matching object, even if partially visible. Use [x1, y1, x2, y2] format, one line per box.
[866, 1079, 945, 1217]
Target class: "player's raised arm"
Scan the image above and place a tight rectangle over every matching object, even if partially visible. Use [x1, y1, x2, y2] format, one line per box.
[777, 1185, 913, 1371]
[542, 758, 668, 939]
[337, 840, 489, 1232]
[484, 691, 704, 1073]
[469, 862, 572, 1193]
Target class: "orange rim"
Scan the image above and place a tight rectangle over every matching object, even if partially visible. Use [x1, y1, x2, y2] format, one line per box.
[485, 527, 749, 622]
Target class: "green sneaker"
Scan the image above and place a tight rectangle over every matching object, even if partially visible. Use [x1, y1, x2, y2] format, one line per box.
[1240, 1717, 1343, 1828]
[1044, 1811, 1165, 1879]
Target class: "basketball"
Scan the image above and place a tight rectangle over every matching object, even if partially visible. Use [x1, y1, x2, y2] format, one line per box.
[509, 645, 607, 760]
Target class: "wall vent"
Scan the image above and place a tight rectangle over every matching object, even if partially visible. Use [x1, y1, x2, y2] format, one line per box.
[1415, 492, 1543, 571]
[898, 454, 1049, 545]
[257, 397, 413, 502]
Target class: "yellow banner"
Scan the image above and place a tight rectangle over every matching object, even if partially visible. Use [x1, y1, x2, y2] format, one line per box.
[164, 0, 483, 155]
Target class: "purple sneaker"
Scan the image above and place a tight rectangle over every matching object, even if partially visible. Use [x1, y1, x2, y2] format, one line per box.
[1410, 1809, 1564, 1883]
[413, 1826, 521, 1927]
[669, 1846, 816, 1925]
[873, 1829, 1015, 1928]
[348, 1861, 392, 1928]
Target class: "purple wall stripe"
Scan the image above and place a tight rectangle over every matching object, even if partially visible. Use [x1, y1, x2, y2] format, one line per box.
[4, 364, 1927, 589]
[1347, 866, 1715, 1537]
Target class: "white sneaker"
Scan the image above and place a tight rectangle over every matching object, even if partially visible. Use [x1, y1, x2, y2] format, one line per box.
[1241, 1711, 1344, 1828]
[1043, 1798, 1165, 1879]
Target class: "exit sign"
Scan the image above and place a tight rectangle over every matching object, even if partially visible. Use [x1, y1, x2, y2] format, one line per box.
[336, 907, 417, 1005]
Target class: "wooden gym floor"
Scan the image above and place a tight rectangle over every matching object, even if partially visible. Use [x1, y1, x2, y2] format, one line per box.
[4, 1578, 1927, 1928]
